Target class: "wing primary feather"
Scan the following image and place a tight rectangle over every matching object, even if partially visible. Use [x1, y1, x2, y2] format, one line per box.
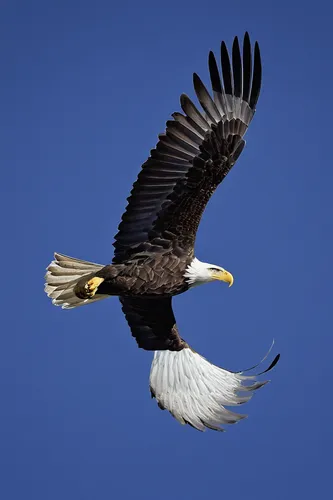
[193, 73, 221, 124]
[149, 151, 190, 165]
[143, 157, 189, 169]
[159, 134, 198, 157]
[221, 40, 233, 95]
[154, 142, 193, 161]
[180, 94, 210, 131]
[242, 31, 252, 103]
[249, 41, 262, 109]
[257, 353, 281, 375]
[166, 129, 200, 154]
[208, 50, 228, 116]
[208, 51, 222, 93]
[172, 112, 205, 140]
[182, 114, 207, 137]
[166, 120, 203, 145]
[232, 36, 242, 99]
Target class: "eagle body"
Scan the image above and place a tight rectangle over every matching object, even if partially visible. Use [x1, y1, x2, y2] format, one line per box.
[89, 251, 192, 298]
[45, 33, 279, 432]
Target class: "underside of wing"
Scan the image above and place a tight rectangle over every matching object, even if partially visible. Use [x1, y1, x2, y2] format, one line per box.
[119, 297, 186, 351]
[113, 33, 261, 263]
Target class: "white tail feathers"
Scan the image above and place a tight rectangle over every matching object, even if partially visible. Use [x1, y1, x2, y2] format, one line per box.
[45, 252, 108, 309]
[149, 347, 277, 432]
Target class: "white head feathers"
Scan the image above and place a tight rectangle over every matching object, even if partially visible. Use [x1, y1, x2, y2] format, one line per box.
[184, 257, 229, 287]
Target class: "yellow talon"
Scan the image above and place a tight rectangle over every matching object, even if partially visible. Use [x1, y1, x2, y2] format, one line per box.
[85, 277, 104, 297]
[75, 276, 105, 299]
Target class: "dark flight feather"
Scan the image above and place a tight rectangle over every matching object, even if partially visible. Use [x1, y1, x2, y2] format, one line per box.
[221, 41, 233, 95]
[242, 32, 252, 103]
[120, 297, 186, 351]
[250, 42, 262, 109]
[232, 37, 242, 99]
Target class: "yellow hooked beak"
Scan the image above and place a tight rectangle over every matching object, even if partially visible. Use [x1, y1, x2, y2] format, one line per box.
[213, 269, 234, 287]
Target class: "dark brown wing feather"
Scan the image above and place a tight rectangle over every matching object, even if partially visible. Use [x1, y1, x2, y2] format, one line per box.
[119, 297, 185, 351]
[113, 33, 261, 263]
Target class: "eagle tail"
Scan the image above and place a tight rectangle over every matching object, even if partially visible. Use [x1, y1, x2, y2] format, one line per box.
[44, 252, 108, 309]
[149, 345, 279, 431]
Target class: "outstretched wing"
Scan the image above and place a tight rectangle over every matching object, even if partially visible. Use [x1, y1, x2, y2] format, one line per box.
[113, 33, 261, 263]
[119, 297, 186, 351]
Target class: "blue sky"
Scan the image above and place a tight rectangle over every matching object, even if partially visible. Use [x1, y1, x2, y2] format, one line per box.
[2, 0, 333, 498]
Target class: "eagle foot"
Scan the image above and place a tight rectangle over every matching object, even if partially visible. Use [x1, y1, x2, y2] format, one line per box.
[75, 276, 104, 299]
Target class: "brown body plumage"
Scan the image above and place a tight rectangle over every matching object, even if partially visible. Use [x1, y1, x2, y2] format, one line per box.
[94, 253, 191, 297]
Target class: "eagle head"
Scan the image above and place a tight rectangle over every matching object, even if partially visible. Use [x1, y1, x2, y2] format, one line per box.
[184, 258, 234, 287]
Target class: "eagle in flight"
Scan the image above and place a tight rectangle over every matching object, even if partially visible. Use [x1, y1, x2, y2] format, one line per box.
[45, 33, 279, 432]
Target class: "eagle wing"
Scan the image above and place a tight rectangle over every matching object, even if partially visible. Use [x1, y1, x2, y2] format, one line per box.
[113, 33, 261, 263]
[119, 296, 185, 351]
[119, 295, 279, 431]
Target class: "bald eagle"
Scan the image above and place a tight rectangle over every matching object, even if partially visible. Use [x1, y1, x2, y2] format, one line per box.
[45, 33, 279, 432]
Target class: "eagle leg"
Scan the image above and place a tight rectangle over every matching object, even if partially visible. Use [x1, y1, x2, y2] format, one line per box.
[74, 276, 105, 299]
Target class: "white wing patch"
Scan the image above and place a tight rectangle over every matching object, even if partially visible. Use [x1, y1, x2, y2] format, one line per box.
[149, 347, 272, 432]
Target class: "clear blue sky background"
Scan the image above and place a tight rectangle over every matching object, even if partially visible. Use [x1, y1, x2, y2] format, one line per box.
[2, 1, 333, 499]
